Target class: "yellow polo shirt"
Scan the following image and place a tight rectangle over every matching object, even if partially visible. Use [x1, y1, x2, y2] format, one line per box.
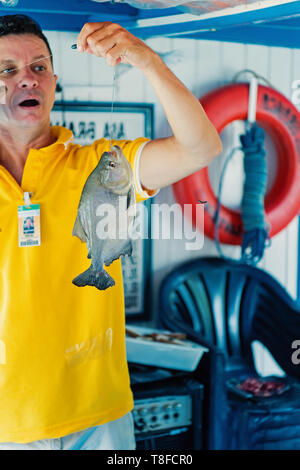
[0, 125, 154, 443]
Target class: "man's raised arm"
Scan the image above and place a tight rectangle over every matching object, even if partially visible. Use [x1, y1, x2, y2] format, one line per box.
[76, 22, 223, 191]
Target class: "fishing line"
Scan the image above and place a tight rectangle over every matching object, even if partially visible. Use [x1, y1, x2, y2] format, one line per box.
[109, 67, 117, 151]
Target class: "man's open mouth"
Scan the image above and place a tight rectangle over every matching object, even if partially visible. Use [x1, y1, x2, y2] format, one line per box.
[18, 99, 40, 107]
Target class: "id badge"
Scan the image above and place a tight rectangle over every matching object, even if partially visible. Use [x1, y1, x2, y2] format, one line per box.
[18, 204, 41, 247]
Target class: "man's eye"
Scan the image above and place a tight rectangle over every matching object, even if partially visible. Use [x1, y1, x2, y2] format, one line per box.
[0, 68, 16, 75]
[0, 65, 46, 76]
[34, 65, 46, 72]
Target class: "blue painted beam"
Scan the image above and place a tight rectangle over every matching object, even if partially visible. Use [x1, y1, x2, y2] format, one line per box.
[0, 10, 131, 31]
[125, 1, 300, 38]
[0, 0, 299, 51]
[0, 0, 138, 16]
[177, 25, 300, 49]
[0, 1, 184, 31]
[0, 0, 139, 30]
[267, 17, 300, 28]
[25, 13, 92, 32]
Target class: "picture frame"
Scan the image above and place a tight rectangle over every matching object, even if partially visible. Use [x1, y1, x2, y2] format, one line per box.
[51, 101, 154, 321]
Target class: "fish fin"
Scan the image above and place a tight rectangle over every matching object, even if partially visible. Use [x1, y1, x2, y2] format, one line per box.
[104, 254, 120, 267]
[72, 266, 115, 291]
[72, 215, 87, 243]
[104, 240, 133, 267]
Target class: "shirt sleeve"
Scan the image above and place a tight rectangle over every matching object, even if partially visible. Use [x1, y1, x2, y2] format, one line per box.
[92, 137, 160, 204]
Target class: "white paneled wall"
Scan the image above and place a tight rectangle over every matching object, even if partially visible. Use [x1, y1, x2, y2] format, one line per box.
[46, 30, 300, 375]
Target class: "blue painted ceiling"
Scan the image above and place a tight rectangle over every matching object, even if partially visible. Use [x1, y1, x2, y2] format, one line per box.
[0, 0, 299, 48]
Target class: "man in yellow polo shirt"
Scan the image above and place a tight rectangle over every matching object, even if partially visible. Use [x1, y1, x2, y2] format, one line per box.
[0, 14, 222, 449]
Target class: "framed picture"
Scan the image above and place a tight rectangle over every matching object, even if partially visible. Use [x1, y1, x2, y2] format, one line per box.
[51, 101, 154, 321]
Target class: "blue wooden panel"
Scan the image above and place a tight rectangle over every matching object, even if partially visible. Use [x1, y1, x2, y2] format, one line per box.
[126, 1, 300, 37]
[0, 1, 300, 48]
[0, 0, 138, 31]
[0, 0, 137, 16]
[178, 25, 300, 49]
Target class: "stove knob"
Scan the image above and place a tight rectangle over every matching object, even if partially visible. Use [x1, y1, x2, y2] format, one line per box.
[163, 404, 172, 411]
[173, 402, 182, 409]
[138, 407, 148, 416]
[135, 418, 146, 431]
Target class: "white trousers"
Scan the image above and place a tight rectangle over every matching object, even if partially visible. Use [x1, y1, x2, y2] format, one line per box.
[0, 411, 136, 450]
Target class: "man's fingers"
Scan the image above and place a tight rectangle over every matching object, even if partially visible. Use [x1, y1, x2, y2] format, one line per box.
[75, 22, 149, 69]
[77, 22, 117, 52]
[105, 44, 125, 67]
[77, 22, 106, 51]
[86, 33, 117, 58]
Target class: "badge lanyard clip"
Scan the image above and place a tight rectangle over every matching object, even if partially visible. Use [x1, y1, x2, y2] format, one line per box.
[23, 191, 32, 207]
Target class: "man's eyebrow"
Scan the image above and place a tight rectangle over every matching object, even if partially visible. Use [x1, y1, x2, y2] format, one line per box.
[0, 59, 17, 65]
[32, 55, 50, 61]
[0, 55, 50, 65]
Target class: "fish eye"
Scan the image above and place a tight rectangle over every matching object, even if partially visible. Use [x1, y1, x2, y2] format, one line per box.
[109, 161, 116, 168]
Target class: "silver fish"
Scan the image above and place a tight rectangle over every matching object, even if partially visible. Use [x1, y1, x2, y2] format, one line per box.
[72, 145, 136, 290]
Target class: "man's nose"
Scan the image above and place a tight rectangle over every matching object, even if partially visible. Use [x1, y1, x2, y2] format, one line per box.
[17, 67, 38, 88]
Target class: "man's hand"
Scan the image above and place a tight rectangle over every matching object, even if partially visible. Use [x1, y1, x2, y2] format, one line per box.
[76, 22, 156, 71]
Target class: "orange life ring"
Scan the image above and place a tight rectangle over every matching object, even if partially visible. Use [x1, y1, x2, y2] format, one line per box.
[173, 83, 300, 245]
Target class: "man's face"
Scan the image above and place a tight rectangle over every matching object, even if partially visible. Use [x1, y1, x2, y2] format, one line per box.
[0, 33, 57, 128]
[26, 217, 33, 228]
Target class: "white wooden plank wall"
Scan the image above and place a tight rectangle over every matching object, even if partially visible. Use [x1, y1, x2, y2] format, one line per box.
[46, 30, 300, 375]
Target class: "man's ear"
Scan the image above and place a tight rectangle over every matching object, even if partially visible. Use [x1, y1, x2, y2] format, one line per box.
[54, 74, 60, 93]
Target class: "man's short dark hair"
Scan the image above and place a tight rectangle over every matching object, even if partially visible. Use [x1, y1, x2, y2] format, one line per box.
[0, 14, 53, 67]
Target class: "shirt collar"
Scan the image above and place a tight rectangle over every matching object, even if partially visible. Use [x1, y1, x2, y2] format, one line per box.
[39, 126, 74, 153]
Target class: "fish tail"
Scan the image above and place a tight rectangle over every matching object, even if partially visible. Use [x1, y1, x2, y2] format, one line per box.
[72, 266, 115, 291]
